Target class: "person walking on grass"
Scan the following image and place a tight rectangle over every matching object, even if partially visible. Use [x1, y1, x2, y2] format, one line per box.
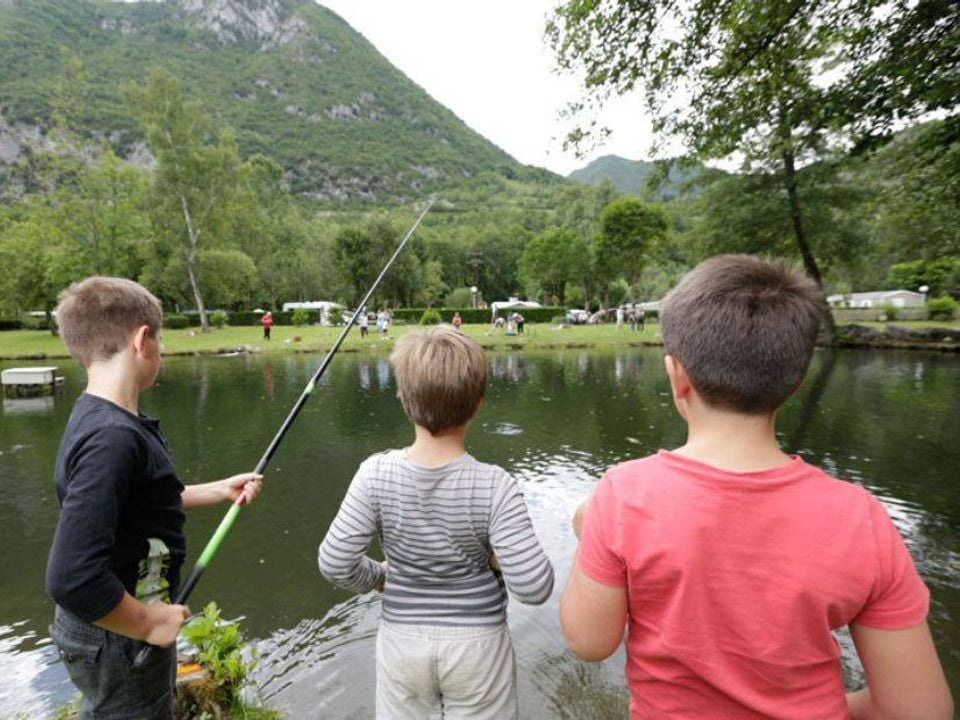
[319, 325, 554, 719]
[560, 256, 952, 720]
[45, 277, 263, 720]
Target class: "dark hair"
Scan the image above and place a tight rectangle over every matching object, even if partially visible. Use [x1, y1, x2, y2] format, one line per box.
[660, 255, 823, 414]
[56, 277, 162, 367]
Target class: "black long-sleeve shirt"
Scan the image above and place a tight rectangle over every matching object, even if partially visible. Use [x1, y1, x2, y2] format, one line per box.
[45, 394, 186, 623]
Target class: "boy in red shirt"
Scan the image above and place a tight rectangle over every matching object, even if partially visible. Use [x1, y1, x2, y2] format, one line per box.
[560, 256, 952, 719]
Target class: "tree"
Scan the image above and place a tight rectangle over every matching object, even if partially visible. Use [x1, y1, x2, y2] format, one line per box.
[126, 69, 244, 331]
[334, 219, 421, 307]
[548, 1, 958, 337]
[519, 228, 582, 305]
[597, 197, 668, 292]
[57, 149, 150, 277]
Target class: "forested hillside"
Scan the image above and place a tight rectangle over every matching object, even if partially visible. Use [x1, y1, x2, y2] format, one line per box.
[568, 155, 716, 200]
[0, 0, 551, 201]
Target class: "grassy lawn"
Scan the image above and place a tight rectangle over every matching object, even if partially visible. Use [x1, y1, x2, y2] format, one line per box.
[2, 319, 956, 361]
[0, 323, 664, 360]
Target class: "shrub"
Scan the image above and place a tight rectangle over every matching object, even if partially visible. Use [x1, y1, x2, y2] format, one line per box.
[878, 304, 899, 322]
[21, 315, 50, 331]
[420, 309, 443, 325]
[444, 287, 479, 307]
[210, 310, 228, 328]
[291, 308, 311, 327]
[0, 318, 23, 331]
[164, 314, 190, 330]
[927, 296, 958, 321]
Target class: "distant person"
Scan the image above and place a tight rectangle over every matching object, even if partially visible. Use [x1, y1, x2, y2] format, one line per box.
[452, 311, 462, 330]
[358, 308, 369, 338]
[261, 310, 274, 341]
[493, 315, 506, 331]
[616, 306, 625, 328]
[638, 307, 646, 332]
[45, 277, 262, 720]
[559, 256, 953, 719]
[319, 326, 554, 718]
[513, 312, 525, 336]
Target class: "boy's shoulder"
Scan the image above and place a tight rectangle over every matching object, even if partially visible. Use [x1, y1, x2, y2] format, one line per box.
[357, 449, 511, 484]
[62, 395, 152, 456]
[603, 450, 876, 506]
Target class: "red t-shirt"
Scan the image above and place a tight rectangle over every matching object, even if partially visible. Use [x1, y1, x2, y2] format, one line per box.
[578, 451, 929, 719]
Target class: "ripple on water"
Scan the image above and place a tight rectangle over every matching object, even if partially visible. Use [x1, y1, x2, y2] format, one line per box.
[486, 422, 524, 436]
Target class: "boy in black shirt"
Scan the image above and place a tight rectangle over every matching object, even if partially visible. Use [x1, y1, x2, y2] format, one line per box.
[45, 277, 263, 719]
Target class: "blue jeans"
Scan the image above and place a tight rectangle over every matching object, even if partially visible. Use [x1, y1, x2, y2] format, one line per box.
[50, 606, 176, 720]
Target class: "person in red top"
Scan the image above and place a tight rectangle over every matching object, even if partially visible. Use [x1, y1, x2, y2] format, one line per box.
[261, 310, 274, 341]
[559, 255, 953, 720]
[452, 311, 462, 330]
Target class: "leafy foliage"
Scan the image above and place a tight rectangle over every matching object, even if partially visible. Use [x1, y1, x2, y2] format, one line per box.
[927, 296, 958, 321]
[419, 309, 442, 325]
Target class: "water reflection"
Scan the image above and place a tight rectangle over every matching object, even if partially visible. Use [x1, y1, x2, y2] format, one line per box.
[2, 396, 55, 416]
[0, 348, 958, 718]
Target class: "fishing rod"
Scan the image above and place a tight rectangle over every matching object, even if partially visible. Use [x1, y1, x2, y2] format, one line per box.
[134, 196, 435, 668]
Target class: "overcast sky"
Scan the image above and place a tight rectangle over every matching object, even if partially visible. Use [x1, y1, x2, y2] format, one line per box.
[319, 0, 660, 176]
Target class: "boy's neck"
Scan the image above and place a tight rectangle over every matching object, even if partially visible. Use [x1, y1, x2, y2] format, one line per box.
[673, 404, 792, 473]
[406, 424, 468, 468]
[85, 354, 141, 415]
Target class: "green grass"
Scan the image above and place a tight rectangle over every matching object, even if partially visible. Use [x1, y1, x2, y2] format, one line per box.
[2, 319, 956, 362]
[0, 323, 664, 361]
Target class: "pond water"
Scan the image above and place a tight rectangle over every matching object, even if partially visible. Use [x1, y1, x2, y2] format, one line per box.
[0, 347, 957, 718]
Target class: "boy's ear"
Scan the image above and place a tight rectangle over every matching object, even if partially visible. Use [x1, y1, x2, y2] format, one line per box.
[664, 355, 692, 402]
[131, 324, 151, 356]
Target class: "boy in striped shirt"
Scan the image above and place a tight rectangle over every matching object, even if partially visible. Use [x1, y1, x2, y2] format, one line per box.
[319, 325, 554, 719]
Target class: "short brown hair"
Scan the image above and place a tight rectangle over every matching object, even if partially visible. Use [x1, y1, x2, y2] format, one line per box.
[391, 325, 487, 434]
[660, 255, 823, 414]
[56, 277, 163, 367]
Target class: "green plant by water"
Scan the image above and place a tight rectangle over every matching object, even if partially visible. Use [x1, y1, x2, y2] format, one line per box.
[179, 603, 281, 719]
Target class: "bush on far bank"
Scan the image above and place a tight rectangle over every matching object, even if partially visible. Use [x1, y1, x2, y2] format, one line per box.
[927, 296, 958, 321]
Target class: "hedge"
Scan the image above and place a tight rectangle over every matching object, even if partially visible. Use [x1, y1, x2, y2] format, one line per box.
[0, 318, 24, 331]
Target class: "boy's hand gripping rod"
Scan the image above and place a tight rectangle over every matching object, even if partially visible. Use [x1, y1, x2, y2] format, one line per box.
[133, 197, 435, 669]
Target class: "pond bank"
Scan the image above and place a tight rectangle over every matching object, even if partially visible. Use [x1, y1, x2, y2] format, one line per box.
[0, 322, 958, 362]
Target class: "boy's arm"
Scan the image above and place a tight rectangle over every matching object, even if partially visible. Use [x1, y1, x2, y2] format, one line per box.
[488, 474, 554, 605]
[559, 476, 628, 661]
[847, 622, 952, 720]
[318, 466, 384, 593]
[181, 472, 263, 510]
[46, 427, 189, 644]
[95, 593, 189, 647]
[559, 558, 628, 661]
[845, 496, 952, 719]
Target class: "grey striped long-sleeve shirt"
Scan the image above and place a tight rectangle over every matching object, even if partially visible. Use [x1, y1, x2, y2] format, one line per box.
[318, 450, 554, 625]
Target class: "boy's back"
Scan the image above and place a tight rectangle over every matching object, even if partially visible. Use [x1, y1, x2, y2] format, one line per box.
[560, 256, 951, 720]
[579, 451, 928, 718]
[320, 449, 553, 624]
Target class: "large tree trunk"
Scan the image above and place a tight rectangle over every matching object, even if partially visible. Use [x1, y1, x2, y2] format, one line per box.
[180, 195, 209, 332]
[780, 146, 836, 342]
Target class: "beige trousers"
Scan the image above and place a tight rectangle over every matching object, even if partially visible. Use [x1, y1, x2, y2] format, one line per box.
[375, 621, 518, 720]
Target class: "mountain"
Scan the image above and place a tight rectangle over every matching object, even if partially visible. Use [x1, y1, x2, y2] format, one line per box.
[0, 0, 556, 202]
[569, 155, 714, 200]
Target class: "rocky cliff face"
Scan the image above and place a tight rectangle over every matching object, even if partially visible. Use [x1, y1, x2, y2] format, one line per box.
[180, 0, 308, 48]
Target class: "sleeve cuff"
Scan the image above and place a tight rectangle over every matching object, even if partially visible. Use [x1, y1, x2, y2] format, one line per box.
[578, 552, 627, 588]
